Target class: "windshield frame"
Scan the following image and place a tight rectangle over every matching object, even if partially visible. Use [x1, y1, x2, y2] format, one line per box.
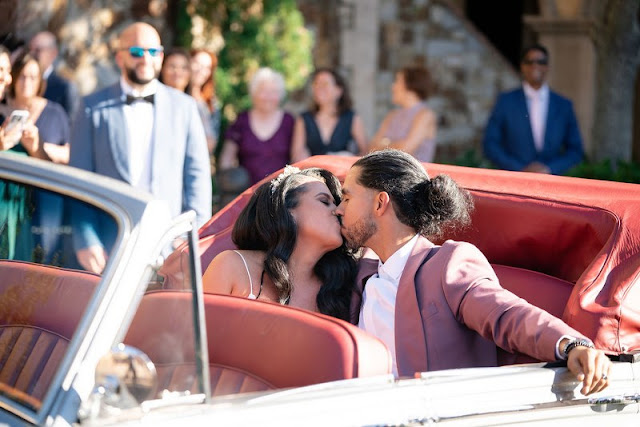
[0, 155, 160, 424]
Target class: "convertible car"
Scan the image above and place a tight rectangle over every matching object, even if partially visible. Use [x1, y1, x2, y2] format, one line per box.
[0, 153, 639, 426]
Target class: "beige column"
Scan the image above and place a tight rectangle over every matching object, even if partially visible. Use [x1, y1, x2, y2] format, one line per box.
[339, 0, 379, 137]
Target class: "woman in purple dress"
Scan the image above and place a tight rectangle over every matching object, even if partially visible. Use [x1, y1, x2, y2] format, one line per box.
[219, 67, 295, 186]
[369, 66, 437, 162]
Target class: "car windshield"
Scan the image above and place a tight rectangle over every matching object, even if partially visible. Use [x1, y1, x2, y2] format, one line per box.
[0, 173, 204, 421]
[119, 234, 204, 402]
[0, 177, 116, 411]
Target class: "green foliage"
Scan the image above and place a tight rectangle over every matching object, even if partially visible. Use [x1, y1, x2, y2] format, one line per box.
[566, 159, 640, 184]
[175, 0, 193, 48]
[451, 149, 640, 184]
[448, 148, 494, 169]
[185, 0, 313, 124]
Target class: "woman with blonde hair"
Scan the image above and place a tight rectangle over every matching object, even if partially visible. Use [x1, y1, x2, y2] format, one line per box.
[218, 67, 295, 186]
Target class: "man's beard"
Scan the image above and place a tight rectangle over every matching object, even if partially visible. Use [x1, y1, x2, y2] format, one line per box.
[342, 215, 377, 251]
[125, 64, 158, 85]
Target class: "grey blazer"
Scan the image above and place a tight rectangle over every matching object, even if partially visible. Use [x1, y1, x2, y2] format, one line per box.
[70, 81, 212, 250]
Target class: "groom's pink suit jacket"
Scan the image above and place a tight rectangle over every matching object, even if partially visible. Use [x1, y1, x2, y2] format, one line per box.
[351, 236, 586, 378]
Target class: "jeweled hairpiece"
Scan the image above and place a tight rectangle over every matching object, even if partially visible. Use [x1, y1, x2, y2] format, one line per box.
[270, 165, 301, 194]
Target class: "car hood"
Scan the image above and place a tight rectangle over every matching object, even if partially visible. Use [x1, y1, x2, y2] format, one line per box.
[88, 363, 640, 426]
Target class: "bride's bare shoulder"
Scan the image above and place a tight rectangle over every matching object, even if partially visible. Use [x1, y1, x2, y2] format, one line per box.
[202, 249, 265, 295]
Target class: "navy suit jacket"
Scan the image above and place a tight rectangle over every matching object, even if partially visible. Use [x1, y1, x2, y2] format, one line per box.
[43, 71, 78, 122]
[483, 87, 583, 175]
[70, 81, 212, 251]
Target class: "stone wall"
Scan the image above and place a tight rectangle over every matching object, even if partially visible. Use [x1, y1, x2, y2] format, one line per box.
[298, 0, 520, 164]
[373, 0, 519, 163]
[7, 0, 171, 95]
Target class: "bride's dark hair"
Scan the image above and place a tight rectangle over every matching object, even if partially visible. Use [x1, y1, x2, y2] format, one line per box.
[232, 167, 356, 321]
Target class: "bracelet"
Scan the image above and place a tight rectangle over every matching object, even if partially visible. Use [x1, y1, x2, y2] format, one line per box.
[562, 338, 594, 359]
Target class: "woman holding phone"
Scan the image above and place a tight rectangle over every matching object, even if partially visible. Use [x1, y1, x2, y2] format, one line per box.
[0, 52, 70, 162]
[0, 51, 72, 265]
[0, 46, 26, 151]
[0, 45, 27, 261]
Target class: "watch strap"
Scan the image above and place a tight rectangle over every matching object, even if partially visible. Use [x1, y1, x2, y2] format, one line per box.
[562, 338, 594, 359]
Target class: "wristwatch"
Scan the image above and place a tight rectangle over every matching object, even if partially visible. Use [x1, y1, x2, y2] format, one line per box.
[562, 338, 595, 359]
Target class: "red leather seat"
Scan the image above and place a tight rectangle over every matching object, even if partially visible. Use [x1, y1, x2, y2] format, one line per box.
[492, 264, 574, 320]
[0, 260, 100, 405]
[160, 226, 236, 290]
[491, 264, 575, 365]
[125, 291, 391, 397]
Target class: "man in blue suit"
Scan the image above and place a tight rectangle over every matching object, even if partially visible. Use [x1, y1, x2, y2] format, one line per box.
[70, 22, 212, 273]
[483, 44, 583, 175]
[29, 31, 78, 121]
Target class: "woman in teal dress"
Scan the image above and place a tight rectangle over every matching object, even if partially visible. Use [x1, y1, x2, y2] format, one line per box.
[0, 51, 71, 263]
[0, 45, 29, 260]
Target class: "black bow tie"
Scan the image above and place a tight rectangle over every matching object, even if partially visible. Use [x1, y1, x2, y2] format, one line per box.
[125, 94, 155, 105]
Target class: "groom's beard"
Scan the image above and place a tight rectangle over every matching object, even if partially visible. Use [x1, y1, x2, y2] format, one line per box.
[341, 214, 377, 251]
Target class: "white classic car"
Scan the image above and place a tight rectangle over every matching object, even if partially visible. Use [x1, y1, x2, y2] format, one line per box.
[0, 153, 639, 426]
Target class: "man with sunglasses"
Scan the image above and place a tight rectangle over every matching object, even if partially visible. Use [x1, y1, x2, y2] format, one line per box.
[70, 22, 211, 274]
[483, 44, 583, 175]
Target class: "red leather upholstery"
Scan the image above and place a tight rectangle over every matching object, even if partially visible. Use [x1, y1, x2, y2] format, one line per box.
[160, 226, 236, 290]
[0, 260, 100, 404]
[187, 155, 640, 357]
[492, 265, 574, 319]
[422, 162, 640, 355]
[124, 291, 391, 396]
[492, 265, 576, 366]
[448, 192, 616, 283]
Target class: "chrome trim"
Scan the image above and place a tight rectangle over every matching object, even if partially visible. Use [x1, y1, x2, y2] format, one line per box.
[589, 393, 640, 405]
[187, 219, 211, 400]
[0, 397, 37, 425]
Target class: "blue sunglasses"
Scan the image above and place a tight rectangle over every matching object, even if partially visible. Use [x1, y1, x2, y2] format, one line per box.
[126, 46, 164, 58]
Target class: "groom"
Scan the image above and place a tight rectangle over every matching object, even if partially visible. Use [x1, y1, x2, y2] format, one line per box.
[335, 149, 610, 396]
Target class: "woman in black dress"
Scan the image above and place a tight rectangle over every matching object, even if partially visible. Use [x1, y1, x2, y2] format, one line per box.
[291, 68, 367, 161]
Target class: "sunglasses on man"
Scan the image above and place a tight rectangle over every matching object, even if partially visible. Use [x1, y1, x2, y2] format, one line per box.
[124, 46, 164, 58]
[522, 58, 548, 66]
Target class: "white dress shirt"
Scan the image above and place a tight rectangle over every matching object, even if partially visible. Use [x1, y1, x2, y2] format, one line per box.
[523, 82, 549, 153]
[120, 77, 157, 193]
[359, 234, 420, 376]
[42, 65, 53, 80]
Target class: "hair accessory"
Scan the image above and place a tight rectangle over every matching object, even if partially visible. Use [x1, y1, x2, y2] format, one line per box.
[270, 165, 301, 194]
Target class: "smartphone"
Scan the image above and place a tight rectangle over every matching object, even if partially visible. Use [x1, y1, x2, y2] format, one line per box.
[5, 110, 30, 133]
